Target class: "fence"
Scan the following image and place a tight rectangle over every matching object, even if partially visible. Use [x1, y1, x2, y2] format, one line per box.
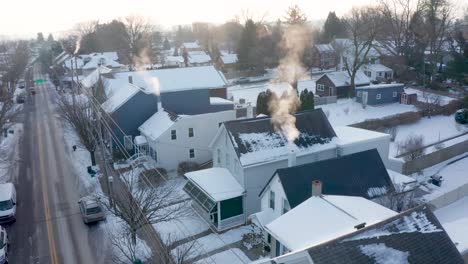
[428, 181, 468, 209]
[402, 139, 468, 175]
[315, 96, 337, 106]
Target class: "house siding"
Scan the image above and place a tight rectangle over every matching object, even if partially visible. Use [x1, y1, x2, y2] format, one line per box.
[355, 85, 404, 105]
[161, 89, 211, 114]
[111, 91, 159, 146]
[315, 75, 336, 97]
[145, 110, 236, 172]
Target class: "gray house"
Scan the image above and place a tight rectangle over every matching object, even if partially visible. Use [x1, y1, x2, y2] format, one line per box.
[355, 83, 404, 105]
[100, 66, 233, 147]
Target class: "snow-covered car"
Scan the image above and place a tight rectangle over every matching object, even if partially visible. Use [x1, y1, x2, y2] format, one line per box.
[78, 197, 106, 224]
[0, 226, 9, 264]
[455, 109, 468, 124]
[0, 183, 17, 224]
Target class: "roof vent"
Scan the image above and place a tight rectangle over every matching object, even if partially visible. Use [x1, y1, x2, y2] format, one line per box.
[354, 222, 366, 230]
[312, 180, 322, 197]
[128, 75, 133, 84]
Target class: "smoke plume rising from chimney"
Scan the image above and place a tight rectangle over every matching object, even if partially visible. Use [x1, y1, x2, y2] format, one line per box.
[73, 35, 81, 55]
[132, 48, 160, 96]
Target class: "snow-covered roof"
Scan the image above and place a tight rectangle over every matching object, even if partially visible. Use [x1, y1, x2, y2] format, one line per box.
[88, 52, 119, 61]
[82, 55, 123, 70]
[64, 57, 85, 69]
[185, 168, 244, 201]
[315, 44, 334, 53]
[364, 63, 392, 72]
[113, 66, 227, 93]
[210, 97, 233, 105]
[249, 208, 276, 229]
[138, 110, 179, 141]
[266, 195, 397, 251]
[355, 83, 404, 90]
[0, 183, 14, 201]
[165, 56, 184, 64]
[80, 66, 112, 88]
[387, 169, 417, 191]
[321, 71, 370, 87]
[134, 135, 148, 146]
[220, 52, 238, 64]
[334, 126, 389, 146]
[188, 52, 212, 64]
[101, 82, 140, 113]
[182, 42, 201, 49]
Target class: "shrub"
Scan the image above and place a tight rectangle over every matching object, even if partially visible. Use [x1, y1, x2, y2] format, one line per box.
[398, 134, 425, 161]
[177, 161, 200, 176]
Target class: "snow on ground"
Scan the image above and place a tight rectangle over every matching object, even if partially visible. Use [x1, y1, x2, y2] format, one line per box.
[418, 154, 468, 201]
[0, 123, 23, 183]
[435, 197, 468, 253]
[318, 99, 418, 126]
[404, 87, 457, 106]
[153, 202, 210, 244]
[389, 115, 468, 157]
[194, 248, 251, 264]
[172, 226, 251, 261]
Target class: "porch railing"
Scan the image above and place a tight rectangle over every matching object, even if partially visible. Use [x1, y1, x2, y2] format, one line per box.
[218, 214, 245, 231]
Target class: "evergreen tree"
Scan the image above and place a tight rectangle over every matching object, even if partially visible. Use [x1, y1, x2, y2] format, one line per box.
[256, 89, 278, 115]
[47, 33, 54, 42]
[182, 47, 189, 67]
[284, 5, 307, 25]
[299, 89, 315, 111]
[163, 38, 171, 50]
[321, 12, 347, 42]
[237, 19, 257, 70]
[37, 32, 45, 42]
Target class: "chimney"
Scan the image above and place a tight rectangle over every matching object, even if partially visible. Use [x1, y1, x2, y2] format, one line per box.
[246, 103, 254, 118]
[287, 147, 296, 167]
[312, 180, 322, 196]
[128, 75, 133, 84]
[157, 96, 163, 111]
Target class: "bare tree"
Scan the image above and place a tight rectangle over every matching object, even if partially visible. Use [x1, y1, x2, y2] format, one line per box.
[102, 167, 188, 248]
[57, 93, 98, 165]
[121, 15, 155, 64]
[0, 92, 21, 142]
[343, 6, 382, 96]
[108, 226, 143, 264]
[165, 233, 200, 264]
[398, 134, 425, 160]
[376, 182, 419, 212]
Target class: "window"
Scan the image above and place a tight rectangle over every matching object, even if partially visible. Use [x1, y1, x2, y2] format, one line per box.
[216, 149, 221, 164]
[149, 147, 157, 162]
[317, 84, 325, 92]
[171, 130, 176, 140]
[393, 91, 398, 98]
[189, 149, 195, 158]
[188, 128, 194, 137]
[282, 199, 290, 214]
[269, 191, 275, 210]
[365, 71, 371, 77]
[378, 72, 383, 77]
[376, 93, 382, 100]
[267, 234, 272, 244]
[357, 91, 362, 97]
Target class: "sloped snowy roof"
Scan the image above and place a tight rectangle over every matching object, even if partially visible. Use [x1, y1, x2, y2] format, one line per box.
[306, 205, 464, 264]
[188, 52, 212, 64]
[220, 52, 238, 64]
[315, 44, 335, 53]
[364, 63, 393, 72]
[101, 82, 140, 113]
[64, 57, 85, 69]
[113, 66, 227, 93]
[80, 66, 112, 88]
[88, 52, 119, 61]
[266, 195, 397, 251]
[224, 109, 337, 167]
[387, 169, 417, 191]
[138, 110, 180, 141]
[82, 55, 123, 70]
[210, 97, 233, 105]
[320, 71, 370, 87]
[355, 83, 404, 90]
[249, 208, 276, 229]
[334, 126, 389, 146]
[185, 168, 244, 201]
[134, 135, 147, 145]
[182, 42, 201, 49]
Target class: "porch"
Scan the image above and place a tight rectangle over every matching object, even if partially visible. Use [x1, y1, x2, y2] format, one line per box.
[183, 168, 246, 232]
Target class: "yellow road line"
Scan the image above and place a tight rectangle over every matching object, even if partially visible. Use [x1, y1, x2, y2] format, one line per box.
[36, 76, 59, 264]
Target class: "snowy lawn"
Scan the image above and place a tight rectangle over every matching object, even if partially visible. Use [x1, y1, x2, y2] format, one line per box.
[194, 248, 251, 264]
[153, 202, 210, 245]
[419, 154, 468, 201]
[390, 114, 468, 157]
[318, 99, 418, 126]
[172, 225, 251, 261]
[0, 123, 23, 183]
[404, 87, 457, 106]
[435, 197, 468, 253]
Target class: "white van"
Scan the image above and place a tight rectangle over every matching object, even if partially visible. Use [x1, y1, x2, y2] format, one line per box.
[0, 183, 16, 224]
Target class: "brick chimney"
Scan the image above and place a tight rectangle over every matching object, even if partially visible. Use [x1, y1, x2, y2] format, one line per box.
[312, 180, 322, 197]
[128, 75, 133, 84]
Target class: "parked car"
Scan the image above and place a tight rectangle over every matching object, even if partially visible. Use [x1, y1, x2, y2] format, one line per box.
[78, 196, 106, 224]
[17, 79, 25, 89]
[15, 93, 25, 104]
[455, 109, 468, 124]
[0, 183, 16, 224]
[29, 87, 35, 95]
[0, 226, 9, 264]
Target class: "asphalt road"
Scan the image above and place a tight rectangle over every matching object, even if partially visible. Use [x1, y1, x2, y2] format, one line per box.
[5, 65, 109, 264]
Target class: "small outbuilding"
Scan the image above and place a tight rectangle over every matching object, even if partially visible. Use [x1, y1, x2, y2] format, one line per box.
[355, 83, 404, 105]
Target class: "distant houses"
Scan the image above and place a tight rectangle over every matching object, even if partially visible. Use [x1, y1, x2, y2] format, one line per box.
[355, 83, 405, 105]
[315, 71, 370, 98]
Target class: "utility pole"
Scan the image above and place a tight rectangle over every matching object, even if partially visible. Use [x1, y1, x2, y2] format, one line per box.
[96, 110, 113, 206]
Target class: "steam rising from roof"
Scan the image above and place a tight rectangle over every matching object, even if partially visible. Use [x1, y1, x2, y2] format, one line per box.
[132, 48, 160, 96]
[73, 35, 81, 55]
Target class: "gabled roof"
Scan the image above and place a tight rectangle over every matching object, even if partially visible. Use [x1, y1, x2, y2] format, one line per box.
[138, 110, 180, 140]
[307, 205, 464, 264]
[220, 52, 238, 64]
[318, 71, 370, 87]
[263, 149, 395, 208]
[364, 63, 392, 72]
[80, 66, 112, 88]
[315, 44, 335, 53]
[101, 82, 141, 113]
[265, 195, 397, 251]
[113, 66, 227, 93]
[185, 168, 244, 202]
[224, 109, 337, 167]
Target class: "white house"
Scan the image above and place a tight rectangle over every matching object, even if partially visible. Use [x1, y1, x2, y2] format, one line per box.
[138, 109, 236, 172]
[362, 63, 393, 82]
[183, 109, 394, 232]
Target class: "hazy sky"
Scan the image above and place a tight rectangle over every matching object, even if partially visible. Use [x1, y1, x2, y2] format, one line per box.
[1, 0, 464, 38]
[1, 0, 373, 37]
